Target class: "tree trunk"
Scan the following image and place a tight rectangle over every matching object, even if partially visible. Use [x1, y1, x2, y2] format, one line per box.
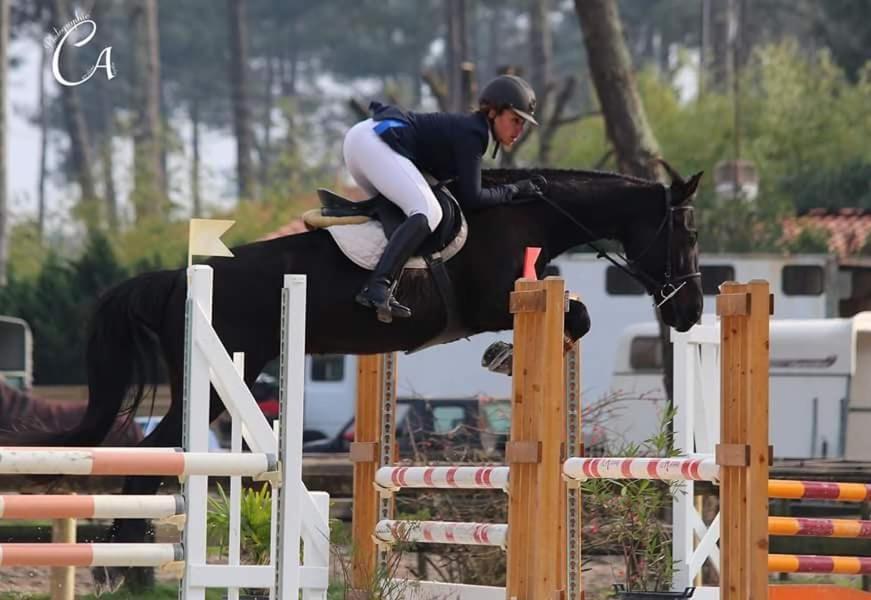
[260, 52, 275, 190]
[190, 99, 201, 217]
[529, 0, 552, 109]
[53, 0, 98, 227]
[37, 30, 48, 239]
[93, 1, 117, 231]
[708, 0, 730, 91]
[129, 0, 165, 221]
[575, 0, 662, 178]
[228, 0, 255, 200]
[485, 6, 500, 79]
[0, 0, 8, 286]
[283, 36, 298, 97]
[529, 0, 554, 162]
[574, 0, 674, 400]
[99, 93, 117, 231]
[444, 0, 467, 111]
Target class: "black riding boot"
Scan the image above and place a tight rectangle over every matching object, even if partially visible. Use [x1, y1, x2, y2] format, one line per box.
[356, 213, 431, 323]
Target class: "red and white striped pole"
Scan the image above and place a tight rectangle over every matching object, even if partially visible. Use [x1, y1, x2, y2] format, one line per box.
[374, 466, 510, 493]
[563, 456, 719, 483]
[374, 520, 507, 549]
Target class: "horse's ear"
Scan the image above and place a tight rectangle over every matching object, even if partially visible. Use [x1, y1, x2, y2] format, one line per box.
[683, 171, 704, 202]
[656, 158, 684, 185]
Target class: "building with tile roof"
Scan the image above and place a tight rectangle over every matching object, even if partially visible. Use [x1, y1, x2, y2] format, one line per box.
[783, 209, 871, 258]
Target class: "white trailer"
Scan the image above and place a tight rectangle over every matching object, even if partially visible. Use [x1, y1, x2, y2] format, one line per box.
[609, 313, 871, 459]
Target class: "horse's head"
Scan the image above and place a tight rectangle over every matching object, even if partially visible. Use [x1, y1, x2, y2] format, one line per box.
[483, 165, 704, 331]
[620, 163, 703, 332]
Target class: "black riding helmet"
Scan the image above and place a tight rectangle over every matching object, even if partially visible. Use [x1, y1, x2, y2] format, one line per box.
[478, 75, 539, 126]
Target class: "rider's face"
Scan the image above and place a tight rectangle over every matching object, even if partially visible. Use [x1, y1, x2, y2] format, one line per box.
[489, 109, 526, 148]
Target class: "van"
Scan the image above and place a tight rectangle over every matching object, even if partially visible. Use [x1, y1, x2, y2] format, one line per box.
[609, 313, 871, 459]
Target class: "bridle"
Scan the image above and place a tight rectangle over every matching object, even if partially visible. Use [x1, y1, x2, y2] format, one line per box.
[538, 184, 701, 308]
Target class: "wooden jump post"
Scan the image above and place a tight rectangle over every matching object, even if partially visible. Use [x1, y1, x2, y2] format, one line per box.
[505, 277, 569, 599]
[351, 277, 579, 600]
[715, 280, 770, 600]
[351, 351, 397, 593]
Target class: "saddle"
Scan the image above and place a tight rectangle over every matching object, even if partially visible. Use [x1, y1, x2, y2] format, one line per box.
[303, 183, 467, 268]
[303, 182, 468, 348]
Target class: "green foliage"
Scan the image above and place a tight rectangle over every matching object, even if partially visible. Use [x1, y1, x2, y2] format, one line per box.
[814, 0, 871, 82]
[581, 407, 679, 592]
[782, 225, 832, 254]
[0, 233, 129, 384]
[745, 42, 870, 207]
[207, 483, 274, 566]
[6, 222, 51, 279]
[551, 41, 870, 254]
[784, 159, 871, 213]
[112, 217, 189, 270]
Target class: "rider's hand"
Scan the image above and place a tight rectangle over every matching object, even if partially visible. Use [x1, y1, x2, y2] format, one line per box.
[506, 175, 547, 202]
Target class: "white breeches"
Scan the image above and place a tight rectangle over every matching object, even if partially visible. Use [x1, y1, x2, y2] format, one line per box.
[342, 119, 443, 232]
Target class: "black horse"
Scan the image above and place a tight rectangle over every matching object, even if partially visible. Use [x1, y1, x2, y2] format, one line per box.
[5, 165, 702, 589]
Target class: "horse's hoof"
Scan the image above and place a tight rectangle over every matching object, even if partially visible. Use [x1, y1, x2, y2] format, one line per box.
[92, 565, 126, 595]
[482, 341, 513, 376]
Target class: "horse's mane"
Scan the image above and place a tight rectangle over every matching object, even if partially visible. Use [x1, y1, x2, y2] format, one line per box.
[483, 167, 659, 188]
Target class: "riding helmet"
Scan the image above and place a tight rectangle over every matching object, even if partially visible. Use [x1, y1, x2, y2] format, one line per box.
[478, 75, 538, 126]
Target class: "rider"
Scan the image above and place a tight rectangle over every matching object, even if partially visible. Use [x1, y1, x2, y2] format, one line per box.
[343, 74, 544, 322]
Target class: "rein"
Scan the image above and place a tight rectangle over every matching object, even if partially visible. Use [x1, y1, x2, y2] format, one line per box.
[536, 184, 701, 308]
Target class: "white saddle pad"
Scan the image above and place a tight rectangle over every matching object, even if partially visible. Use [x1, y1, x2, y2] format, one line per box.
[326, 214, 468, 271]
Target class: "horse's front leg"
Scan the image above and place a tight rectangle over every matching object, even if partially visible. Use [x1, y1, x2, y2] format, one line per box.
[482, 296, 589, 375]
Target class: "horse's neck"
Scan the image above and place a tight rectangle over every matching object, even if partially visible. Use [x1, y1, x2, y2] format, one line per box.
[530, 184, 659, 258]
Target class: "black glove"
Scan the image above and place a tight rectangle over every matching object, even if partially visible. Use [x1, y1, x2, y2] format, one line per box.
[506, 175, 547, 203]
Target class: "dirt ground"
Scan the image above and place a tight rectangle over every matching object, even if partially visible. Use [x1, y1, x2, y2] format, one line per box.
[0, 553, 625, 599]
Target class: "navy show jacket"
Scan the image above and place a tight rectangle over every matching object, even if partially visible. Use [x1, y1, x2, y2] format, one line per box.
[369, 102, 514, 209]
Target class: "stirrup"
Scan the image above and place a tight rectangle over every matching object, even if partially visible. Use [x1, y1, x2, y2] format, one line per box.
[356, 282, 412, 323]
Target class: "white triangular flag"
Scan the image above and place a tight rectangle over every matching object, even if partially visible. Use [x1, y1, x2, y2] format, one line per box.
[188, 219, 235, 266]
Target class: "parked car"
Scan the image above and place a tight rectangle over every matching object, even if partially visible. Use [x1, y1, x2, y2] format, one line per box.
[303, 396, 511, 460]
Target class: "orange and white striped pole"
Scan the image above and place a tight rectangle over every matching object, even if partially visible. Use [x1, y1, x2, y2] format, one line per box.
[0, 449, 274, 477]
[0, 495, 184, 520]
[0, 543, 182, 567]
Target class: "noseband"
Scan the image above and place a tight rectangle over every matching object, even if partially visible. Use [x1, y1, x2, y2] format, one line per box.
[539, 184, 701, 308]
[623, 190, 701, 307]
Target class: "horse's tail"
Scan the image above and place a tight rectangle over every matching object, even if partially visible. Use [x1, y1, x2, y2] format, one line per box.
[3, 269, 180, 447]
